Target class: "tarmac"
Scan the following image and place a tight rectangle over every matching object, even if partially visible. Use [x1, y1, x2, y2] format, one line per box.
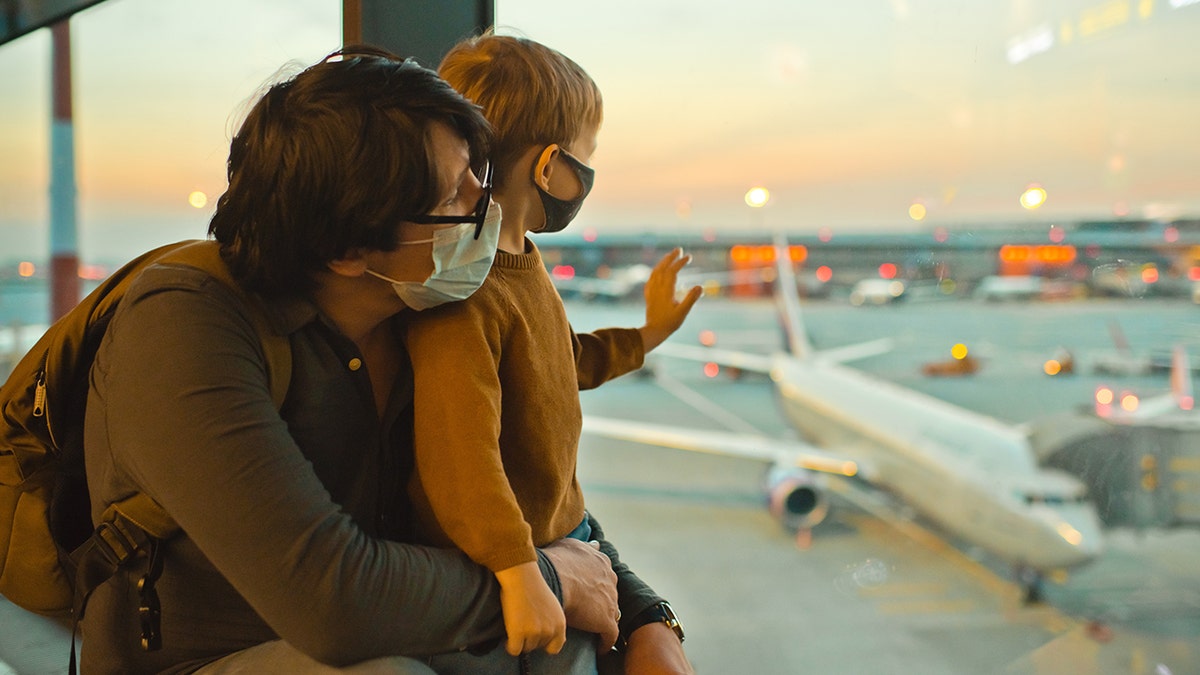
[2, 295, 1198, 674]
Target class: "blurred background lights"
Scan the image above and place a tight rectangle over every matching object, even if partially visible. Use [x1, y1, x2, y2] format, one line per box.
[188, 191, 208, 209]
[1020, 184, 1047, 210]
[908, 203, 927, 221]
[744, 187, 770, 208]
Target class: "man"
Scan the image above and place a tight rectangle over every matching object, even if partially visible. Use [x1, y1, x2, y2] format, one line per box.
[81, 47, 633, 674]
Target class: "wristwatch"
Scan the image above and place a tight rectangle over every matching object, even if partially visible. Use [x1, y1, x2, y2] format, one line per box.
[620, 601, 685, 649]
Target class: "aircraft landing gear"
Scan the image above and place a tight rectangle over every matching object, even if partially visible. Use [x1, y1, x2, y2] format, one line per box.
[1015, 565, 1045, 604]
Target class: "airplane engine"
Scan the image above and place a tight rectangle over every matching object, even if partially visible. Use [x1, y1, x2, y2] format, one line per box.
[766, 468, 829, 531]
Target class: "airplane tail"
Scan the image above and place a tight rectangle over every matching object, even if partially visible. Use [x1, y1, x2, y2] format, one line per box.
[773, 233, 814, 360]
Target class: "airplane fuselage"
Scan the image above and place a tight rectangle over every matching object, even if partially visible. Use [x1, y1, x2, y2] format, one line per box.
[771, 356, 1103, 571]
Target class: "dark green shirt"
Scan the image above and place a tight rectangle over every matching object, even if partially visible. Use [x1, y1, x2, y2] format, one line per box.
[81, 260, 660, 674]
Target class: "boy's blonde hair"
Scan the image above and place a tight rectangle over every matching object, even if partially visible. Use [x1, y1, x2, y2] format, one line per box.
[439, 33, 602, 188]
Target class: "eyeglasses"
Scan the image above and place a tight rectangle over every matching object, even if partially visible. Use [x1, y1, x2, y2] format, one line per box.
[406, 162, 494, 240]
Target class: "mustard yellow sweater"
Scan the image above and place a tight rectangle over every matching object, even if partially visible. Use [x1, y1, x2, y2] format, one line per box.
[403, 240, 645, 572]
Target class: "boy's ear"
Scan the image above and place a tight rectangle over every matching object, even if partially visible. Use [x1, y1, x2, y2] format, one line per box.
[327, 250, 369, 277]
[532, 144, 560, 191]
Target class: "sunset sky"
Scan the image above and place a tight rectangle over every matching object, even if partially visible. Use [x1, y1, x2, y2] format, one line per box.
[1, 0, 1198, 261]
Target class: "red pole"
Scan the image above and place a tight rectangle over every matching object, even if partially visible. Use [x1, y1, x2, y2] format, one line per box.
[50, 20, 79, 321]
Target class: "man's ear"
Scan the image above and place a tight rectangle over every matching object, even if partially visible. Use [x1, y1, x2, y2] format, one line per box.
[327, 250, 369, 278]
[532, 144, 560, 191]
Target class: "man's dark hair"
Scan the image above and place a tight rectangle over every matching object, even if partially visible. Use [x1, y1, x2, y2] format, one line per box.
[208, 45, 491, 295]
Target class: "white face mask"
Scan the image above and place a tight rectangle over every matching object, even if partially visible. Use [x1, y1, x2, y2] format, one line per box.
[366, 201, 501, 311]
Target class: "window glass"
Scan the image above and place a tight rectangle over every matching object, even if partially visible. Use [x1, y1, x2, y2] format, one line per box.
[496, 2, 1200, 673]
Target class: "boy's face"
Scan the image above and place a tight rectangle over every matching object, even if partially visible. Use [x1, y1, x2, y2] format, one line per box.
[544, 125, 599, 201]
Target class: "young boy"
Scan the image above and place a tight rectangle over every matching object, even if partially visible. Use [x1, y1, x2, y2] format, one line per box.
[403, 34, 701, 673]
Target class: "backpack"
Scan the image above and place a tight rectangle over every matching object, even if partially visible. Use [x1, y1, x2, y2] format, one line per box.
[0, 239, 291, 627]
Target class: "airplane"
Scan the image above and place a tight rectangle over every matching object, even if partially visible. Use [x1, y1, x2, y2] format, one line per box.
[1092, 345, 1195, 424]
[581, 235, 1104, 599]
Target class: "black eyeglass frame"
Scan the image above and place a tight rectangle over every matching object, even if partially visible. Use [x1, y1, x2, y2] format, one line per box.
[405, 162, 494, 240]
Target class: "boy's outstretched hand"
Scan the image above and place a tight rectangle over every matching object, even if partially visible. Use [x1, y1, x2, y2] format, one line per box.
[639, 248, 703, 354]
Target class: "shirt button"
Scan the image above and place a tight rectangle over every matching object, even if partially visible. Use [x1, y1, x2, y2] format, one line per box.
[348, 358, 363, 371]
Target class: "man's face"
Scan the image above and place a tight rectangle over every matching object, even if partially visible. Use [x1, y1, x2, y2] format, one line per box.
[366, 120, 488, 283]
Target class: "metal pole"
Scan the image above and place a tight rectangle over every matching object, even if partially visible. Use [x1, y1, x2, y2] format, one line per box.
[50, 20, 79, 320]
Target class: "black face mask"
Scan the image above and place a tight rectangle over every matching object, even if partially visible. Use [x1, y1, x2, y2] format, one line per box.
[533, 149, 595, 233]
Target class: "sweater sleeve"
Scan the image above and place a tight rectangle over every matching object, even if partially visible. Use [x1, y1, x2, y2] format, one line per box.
[89, 272, 524, 665]
[572, 325, 645, 391]
[404, 292, 538, 572]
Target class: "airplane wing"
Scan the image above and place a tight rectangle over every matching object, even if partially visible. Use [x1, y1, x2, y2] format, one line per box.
[581, 414, 864, 478]
[652, 342, 774, 374]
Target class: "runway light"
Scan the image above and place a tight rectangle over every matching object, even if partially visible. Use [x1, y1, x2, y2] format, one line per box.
[951, 343, 969, 360]
[703, 362, 720, 378]
[1120, 393, 1140, 412]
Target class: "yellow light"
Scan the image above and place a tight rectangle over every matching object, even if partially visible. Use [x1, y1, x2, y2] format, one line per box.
[1020, 185, 1047, 210]
[1095, 387, 1115, 406]
[951, 343, 969, 360]
[908, 203, 927, 221]
[1044, 360, 1062, 376]
[188, 191, 209, 209]
[745, 187, 770, 208]
[1120, 393, 1139, 412]
[1056, 523, 1083, 546]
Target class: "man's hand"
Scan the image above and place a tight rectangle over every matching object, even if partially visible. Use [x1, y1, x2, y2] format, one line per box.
[541, 539, 620, 651]
[639, 248, 703, 354]
[495, 561, 567, 655]
[624, 622, 695, 675]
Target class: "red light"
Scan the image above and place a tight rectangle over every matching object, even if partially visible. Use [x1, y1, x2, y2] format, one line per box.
[1164, 226, 1179, 243]
[582, 228, 598, 243]
[933, 227, 948, 243]
[703, 362, 720, 378]
[879, 263, 897, 280]
[1048, 225, 1065, 243]
[818, 227, 833, 243]
[699, 330, 717, 347]
[1191, 267, 1200, 282]
[551, 265, 575, 281]
[815, 266, 833, 283]
[1141, 267, 1159, 284]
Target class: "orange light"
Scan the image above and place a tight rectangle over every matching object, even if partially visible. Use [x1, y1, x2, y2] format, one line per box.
[699, 330, 717, 347]
[18, 261, 35, 277]
[1141, 267, 1159, 284]
[730, 245, 753, 263]
[1120, 393, 1140, 412]
[1189, 267, 1200, 282]
[788, 245, 808, 263]
[1095, 387, 1115, 406]
[815, 266, 833, 283]
[1044, 360, 1062, 376]
[703, 362, 720, 378]
[879, 263, 898, 279]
